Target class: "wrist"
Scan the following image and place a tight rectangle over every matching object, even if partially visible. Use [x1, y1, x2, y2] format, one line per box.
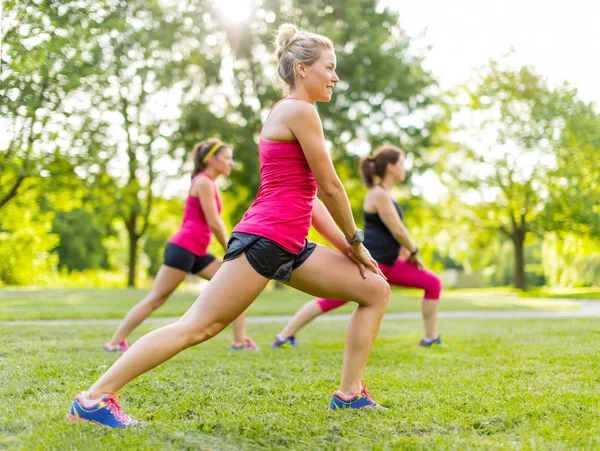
[345, 228, 364, 246]
[409, 246, 419, 256]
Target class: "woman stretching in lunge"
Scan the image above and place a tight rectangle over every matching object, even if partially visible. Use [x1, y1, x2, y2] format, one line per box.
[273, 145, 443, 349]
[68, 24, 390, 427]
[103, 139, 258, 353]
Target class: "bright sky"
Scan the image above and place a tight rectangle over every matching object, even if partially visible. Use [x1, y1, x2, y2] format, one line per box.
[383, 0, 600, 106]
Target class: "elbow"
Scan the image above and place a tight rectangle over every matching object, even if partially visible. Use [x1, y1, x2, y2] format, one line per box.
[318, 179, 344, 198]
[208, 221, 221, 231]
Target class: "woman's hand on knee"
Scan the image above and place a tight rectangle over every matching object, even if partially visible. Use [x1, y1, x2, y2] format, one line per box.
[345, 244, 386, 280]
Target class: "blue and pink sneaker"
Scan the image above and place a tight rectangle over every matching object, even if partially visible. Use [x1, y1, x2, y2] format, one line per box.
[104, 339, 129, 352]
[271, 334, 297, 349]
[231, 337, 260, 351]
[68, 393, 139, 428]
[329, 380, 386, 410]
[419, 336, 443, 347]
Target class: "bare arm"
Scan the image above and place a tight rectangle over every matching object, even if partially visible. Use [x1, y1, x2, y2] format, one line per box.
[192, 177, 229, 252]
[311, 198, 348, 252]
[372, 188, 423, 269]
[287, 103, 384, 278]
[373, 189, 418, 253]
[289, 103, 357, 239]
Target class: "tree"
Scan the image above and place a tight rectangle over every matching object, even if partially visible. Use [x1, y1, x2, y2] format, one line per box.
[51, 209, 113, 272]
[0, 0, 107, 209]
[176, 0, 436, 224]
[442, 61, 556, 289]
[72, 0, 222, 286]
[542, 87, 600, 238]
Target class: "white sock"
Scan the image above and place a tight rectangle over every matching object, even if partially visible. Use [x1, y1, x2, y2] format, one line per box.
[81, 391, 104, 404]
[338, 389, 361, 398]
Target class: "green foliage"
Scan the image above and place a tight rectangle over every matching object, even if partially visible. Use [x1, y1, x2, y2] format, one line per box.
[542, 233, 600, 287]
[143, 198, 184, 275]
[0, 0, 109, 209]
[440, 59, 580, 289]
[542, 87, 600, 239]
[51, 209, 113, 272]
[0, 184, 58, 285]
[175, 0, 435, 224]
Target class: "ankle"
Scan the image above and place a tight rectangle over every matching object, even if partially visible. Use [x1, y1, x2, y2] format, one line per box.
[338, 384, 361, 397]
[83, 391, 107, 402]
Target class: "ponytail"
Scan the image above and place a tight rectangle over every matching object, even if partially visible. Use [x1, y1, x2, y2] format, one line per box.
[360, 156, 377, 188]
[360, 145, 403, 187]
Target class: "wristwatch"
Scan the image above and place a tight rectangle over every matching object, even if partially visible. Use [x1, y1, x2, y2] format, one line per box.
[346, 229, 364, 245]
[409, 247, 419, 257]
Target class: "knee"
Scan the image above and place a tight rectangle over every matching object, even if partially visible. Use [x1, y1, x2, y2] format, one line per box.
[379, 278, 391, 307]
[179, 321, 226, 348]
[144, 294, 168, 310]
[362, 276, 390, 310]
[426, 276, 442, 300]
[432, 276, 442, 297]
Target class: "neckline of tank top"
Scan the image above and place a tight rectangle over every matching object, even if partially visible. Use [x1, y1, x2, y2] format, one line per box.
[195, 171, 215, 181]
[259, 97, 303, 143]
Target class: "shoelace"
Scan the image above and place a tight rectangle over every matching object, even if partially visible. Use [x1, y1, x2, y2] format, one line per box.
[360, 380, 377, 405]
[245, 338, 258, 349]
[105, 395, 130, 424]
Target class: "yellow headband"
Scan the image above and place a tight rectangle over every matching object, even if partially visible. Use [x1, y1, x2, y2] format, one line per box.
[202, 141, 223, 163]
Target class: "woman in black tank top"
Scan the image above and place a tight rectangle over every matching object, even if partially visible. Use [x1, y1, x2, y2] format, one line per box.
[274, 145, 443, 348]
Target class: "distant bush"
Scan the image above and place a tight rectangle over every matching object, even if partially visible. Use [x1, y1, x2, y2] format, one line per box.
[0, 193, 58, 286]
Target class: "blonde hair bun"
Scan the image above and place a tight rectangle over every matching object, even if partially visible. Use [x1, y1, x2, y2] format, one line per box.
[275, 23, 298, 57]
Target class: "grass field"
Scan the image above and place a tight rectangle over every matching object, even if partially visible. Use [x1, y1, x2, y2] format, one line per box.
[1, 316, 599, 450]
[519, 287, 600, 300]
[0, 286, 579, 321]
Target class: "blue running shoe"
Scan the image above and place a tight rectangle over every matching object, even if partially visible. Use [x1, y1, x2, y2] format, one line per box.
[271, 334, 297, 349]
[419, 335, 443, 347]
[329, 380, 386, 410]
[67, 393, 139, 428]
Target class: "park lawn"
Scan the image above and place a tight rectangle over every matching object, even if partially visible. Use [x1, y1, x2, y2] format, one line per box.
[0, 287, 577, 321]
[1, 317, 599, 450]
[519, 287, 600, 300]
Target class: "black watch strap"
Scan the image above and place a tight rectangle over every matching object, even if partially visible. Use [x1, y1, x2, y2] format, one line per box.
[410, 247, 419, 256]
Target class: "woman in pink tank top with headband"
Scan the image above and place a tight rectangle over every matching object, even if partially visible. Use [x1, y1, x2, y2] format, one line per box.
[69, 23, 391, 428]
[103, 139, 258, 354]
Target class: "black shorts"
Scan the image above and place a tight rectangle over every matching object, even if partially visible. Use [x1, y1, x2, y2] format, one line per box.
[223, 232, 316, 281]
[163, 243, 216, 274]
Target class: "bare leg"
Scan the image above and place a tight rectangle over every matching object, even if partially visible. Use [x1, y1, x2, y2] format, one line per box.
[381, 259, 442, 341]
[422, 300, 439, 339]
[285, 245, 390, 396]
[109, 265, 187, 344]
[87, 254, 269, 398]
[279, 300, 324, 338]
[231, 311, 247, 343]
[196, 259, 248, 344]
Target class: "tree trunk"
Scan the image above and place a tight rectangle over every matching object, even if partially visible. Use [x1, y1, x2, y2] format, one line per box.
[512, 230, 526, 290]
[126, 215, 139, 288]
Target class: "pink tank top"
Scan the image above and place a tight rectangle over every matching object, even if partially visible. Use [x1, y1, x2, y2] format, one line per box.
[233, 98, 318, 253]
[168, 172, 222, 256]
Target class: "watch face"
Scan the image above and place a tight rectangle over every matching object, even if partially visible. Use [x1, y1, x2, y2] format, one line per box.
[357, 229, 364, 242]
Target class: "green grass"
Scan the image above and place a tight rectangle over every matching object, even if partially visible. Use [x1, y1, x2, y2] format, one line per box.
[1, 318, 599, 450]
[520, 287, 600, 300]
[0, 287, 578, 321]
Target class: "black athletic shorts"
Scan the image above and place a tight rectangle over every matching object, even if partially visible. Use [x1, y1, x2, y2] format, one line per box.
[223, 232, 317, 281]
[163, 242, 216, 274]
